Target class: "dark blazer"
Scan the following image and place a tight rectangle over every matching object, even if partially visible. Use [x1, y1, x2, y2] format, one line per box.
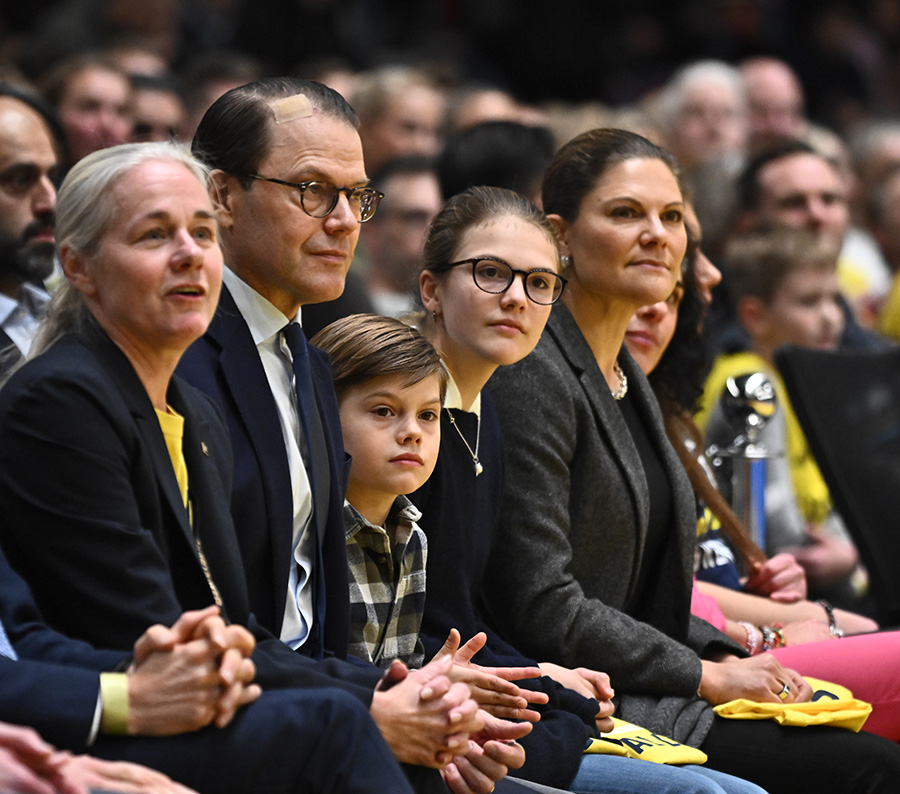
[0, 326, 378, 699]
[178, 286, 352, 654]
[486, 304, 741, 746]
[0, 544, 125, 751]
[0, 543, 422, 794]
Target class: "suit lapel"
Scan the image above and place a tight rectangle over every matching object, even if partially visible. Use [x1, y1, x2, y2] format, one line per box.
[84, 330, 197, 556]
[208, 289, 295, 594]
[547, 306, 651, 593]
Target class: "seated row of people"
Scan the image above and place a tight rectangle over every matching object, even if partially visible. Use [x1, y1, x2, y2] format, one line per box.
[1, 76, 900, 794]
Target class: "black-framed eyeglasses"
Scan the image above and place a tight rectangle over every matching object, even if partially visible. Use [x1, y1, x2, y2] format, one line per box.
[445, 256, 567, 305]
[250, 174, 384, 222]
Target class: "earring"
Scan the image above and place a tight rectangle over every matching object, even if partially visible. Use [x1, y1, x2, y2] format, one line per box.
[431, 311, 438, 323]
[561, 254, 572, 267]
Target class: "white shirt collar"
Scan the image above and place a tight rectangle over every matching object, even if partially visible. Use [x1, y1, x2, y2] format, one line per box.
[443, 368, 481, 418]
[0, 283, 50, 325]
[223, 266, 301, 344]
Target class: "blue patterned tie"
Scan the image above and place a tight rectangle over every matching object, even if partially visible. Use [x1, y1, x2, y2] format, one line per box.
[0, 614, 17, 660]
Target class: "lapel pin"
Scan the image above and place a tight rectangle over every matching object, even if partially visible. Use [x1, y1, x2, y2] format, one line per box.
[201, 442, 209, 456]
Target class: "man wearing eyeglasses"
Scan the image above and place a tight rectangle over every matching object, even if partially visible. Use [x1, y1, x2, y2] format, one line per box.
[184, 77, 378, 657]
[179, 79, 543, 794]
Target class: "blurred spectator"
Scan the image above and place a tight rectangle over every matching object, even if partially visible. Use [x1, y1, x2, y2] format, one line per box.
[106, 40, 170, 77]
[740, 56, 808, 153]
[0, 84, 63, 373]
[295, 56, 357, 103]
[351, 65, 445, 174]
[436, 120, 555, 205]
[363, 156, 441, 318]
[39, 54, 132, 166]
[179, 49, 263, 139]
[16, 0, 179, 82]
[656, 59, 748, 171]
[868, 163, 900, 276]
[848, 119, 900, 209]
[447, 84, 545, 132]
[727, 139, 890, 342]
[655, 59, 749, 263]
[129, 73, 185, 142]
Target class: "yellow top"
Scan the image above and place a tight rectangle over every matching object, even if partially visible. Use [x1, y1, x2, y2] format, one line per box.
[156, 407, 189, 511]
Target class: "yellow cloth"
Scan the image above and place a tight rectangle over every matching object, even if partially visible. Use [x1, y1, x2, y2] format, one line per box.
[156, 407, 191, 526]
[99, 672, 129, 734]
[696, 352, 832, 524]
[584, 718, 708, 764]
[713, 677, 871, 732]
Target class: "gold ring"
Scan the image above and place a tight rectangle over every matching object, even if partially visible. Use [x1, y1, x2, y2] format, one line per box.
[777, 683, 790, 701]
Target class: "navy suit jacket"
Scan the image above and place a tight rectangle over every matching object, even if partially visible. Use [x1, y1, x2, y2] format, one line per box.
[177, 286, 353, 655]
[0, 326, 378, 700]
[0, 545, 125, 751]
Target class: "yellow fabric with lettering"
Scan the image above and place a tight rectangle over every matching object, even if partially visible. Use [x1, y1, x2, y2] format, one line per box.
[584, 718, 708, 764]
[713, 677, 871, 732]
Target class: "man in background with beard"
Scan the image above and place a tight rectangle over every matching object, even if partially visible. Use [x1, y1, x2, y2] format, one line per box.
[0, 84, 63, 374]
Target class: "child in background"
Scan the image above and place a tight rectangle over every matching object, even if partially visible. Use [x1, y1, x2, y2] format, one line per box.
[696, 227, 865, 609]
[311, 314, 446, 668]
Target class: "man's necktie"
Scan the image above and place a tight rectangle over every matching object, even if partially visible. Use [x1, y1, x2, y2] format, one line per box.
[0, 615, 18, 660]
[280, 322, 329, 657]
[281, 322, 320, 464]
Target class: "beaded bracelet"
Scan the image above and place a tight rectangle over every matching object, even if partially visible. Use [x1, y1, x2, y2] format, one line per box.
[771, 624, 787, 649]
[759, 625, 788, 651]
[816, 599, 845, 638]
[737, 621, 759, 655]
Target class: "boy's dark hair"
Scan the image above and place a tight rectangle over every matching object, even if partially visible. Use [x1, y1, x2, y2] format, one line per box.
[311, 313, 448, 402]
[726, 227, 838, 305]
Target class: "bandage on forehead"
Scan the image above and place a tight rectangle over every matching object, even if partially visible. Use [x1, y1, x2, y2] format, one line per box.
[267, 94, 313, 123]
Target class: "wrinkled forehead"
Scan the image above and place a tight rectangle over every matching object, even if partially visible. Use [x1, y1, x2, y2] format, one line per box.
[761, 153, 841, 194]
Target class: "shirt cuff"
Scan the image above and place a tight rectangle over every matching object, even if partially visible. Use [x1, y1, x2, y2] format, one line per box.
[99, 672, 130, 736]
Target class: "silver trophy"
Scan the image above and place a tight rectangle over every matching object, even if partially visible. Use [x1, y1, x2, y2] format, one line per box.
[706, 372, 777, 553]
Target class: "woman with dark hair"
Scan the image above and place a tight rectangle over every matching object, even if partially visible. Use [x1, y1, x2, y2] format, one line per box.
[411, 184, 768, 793]
[485, 127, 900, 792]
[624, 208, 900, 744]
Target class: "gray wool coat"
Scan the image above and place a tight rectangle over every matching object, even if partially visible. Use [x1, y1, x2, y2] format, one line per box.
[485, 304, 742, 747]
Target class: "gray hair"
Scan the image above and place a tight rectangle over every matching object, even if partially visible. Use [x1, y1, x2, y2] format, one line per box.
[657, 59, 747, 130]
[31, 142, 210, 357]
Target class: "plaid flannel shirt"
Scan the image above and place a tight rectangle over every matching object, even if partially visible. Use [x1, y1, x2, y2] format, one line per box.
[344, 497, 427, 668]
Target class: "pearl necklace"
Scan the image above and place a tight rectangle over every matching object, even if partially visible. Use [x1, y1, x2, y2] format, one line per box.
[447, 410, 483, 476]
[611, 361, 628, 400]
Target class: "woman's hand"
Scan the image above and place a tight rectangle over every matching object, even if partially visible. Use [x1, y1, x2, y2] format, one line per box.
[432, 630, 547, 721]
[699, 655, 811, 706]
[538, 662, 614, 701]
[538, 663, 615, 732]
[745, 553, 807, 602]
[787, 530, 858, 590]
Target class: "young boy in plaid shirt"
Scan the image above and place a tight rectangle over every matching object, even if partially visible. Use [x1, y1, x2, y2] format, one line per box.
[312, 314, 447, 668]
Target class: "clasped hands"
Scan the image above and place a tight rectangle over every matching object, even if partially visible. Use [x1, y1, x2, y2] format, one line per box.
[124, 605, 260, 736]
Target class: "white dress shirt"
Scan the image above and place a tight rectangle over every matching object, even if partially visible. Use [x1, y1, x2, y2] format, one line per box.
[223, 267, 316, 649]
[0, 283, 50, 356]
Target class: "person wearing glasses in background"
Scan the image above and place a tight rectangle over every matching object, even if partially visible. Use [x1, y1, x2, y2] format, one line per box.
[179, 79, 543, 794]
